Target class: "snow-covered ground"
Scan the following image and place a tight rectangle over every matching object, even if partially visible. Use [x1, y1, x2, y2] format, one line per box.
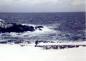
[0, 44, 86, 61]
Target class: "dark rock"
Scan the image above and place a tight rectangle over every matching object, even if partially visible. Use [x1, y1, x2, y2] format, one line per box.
[35, 26, 43, 30]
[0, 23, 35, 33]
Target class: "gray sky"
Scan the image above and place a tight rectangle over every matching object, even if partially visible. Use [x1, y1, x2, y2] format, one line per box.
[0, 0, 85, 12]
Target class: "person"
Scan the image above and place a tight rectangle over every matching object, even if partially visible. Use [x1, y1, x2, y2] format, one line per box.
[35, 40, 39, 47]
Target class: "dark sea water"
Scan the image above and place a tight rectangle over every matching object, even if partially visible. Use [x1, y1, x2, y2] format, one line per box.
[0, 12, 85, 43]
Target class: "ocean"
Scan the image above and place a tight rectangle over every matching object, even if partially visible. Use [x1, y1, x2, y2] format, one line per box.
[0, 12, 85, 43]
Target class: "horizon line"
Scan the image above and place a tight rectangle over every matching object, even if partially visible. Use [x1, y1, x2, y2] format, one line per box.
[0, 11, 85, 13]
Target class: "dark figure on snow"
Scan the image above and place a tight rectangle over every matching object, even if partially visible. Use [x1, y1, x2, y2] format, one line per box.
[35, 40, 39, 47]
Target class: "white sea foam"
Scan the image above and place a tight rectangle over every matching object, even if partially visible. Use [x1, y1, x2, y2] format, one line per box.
[0, 44, 86, 61]
[9, 25, 57, 38]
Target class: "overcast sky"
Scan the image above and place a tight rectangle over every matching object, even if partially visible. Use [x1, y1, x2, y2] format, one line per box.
[0, 0, 85, 12]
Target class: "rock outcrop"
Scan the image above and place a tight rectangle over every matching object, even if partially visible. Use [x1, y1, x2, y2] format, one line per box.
[0, 19, 43, 33]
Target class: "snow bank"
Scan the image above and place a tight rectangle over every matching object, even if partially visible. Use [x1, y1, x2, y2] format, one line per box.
[0, 44, 86, 61]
